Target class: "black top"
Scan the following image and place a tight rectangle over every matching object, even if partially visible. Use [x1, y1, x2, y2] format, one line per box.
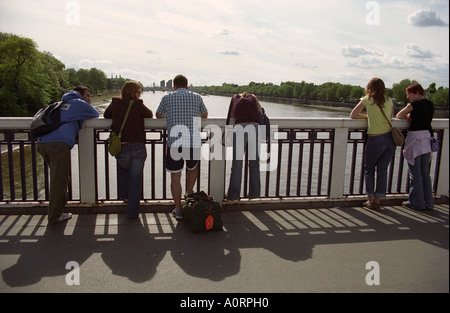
[409, 98, 434, 135]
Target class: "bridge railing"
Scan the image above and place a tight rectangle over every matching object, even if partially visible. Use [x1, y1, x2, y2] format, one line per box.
[1, 117, 448, 205]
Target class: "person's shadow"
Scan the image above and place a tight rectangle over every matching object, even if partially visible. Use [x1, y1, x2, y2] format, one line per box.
[100, 215, 166, 283]
[1, 215, 97, 287]
[170, 222, 241, 281]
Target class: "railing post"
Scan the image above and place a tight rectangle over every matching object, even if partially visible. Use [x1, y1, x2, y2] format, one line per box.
[208, 140, 226, 202]
[436, 128, 449, 196]
[77, 123, 97, 204]
[329, 127, 349, 199]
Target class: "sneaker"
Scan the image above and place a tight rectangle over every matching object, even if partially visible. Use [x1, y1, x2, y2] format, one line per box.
[402, 201, 425, 211]
[56, 213, 72, 223]
[172, 209, 183, 220]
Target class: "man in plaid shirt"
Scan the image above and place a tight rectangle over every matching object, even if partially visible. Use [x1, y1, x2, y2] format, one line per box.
[156, 74, 208, 220]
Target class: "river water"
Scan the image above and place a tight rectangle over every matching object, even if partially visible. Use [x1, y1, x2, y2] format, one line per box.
[95, 91, 353, 118]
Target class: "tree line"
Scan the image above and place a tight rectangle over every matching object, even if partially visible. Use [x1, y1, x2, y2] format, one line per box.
[0, 33, 138, 116]
[195, 80, 448, 108]
[1, 33, 448, 117]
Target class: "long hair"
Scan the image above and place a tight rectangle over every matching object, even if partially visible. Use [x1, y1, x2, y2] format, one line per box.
[121, 80, 142, 99]
[366, 77, 386, 108]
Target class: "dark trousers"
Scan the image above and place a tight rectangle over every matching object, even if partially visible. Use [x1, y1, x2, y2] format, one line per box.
[37, 142, 71, 224]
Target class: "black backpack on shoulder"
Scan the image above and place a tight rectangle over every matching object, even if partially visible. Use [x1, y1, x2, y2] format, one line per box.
[30, 101, 66, 137]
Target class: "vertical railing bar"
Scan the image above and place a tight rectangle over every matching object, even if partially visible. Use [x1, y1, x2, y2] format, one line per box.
[285, 129, 293, 197]
[297, 141, 304, 196]
[19, 143, 27, 200]
[7, 131, 15, 201]
[327, 131, 335, 196]
[317, 140, 324, 196]
[31, 135, 39, 201]
[104, 140, 110, 200]
[264, 141, 271, 197]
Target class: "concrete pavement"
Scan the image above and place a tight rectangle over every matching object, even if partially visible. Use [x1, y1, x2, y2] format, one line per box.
[0, 203, 448, 294]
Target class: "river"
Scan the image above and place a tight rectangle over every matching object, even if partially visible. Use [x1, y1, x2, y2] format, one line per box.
[94, 91, 353, 118]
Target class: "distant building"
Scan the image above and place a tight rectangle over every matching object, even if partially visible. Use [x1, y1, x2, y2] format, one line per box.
[160, 80, 165, 88]
[166, 79, 173, 89]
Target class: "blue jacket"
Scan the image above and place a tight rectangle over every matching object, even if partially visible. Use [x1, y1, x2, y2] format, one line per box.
[37, 90, 99, 148]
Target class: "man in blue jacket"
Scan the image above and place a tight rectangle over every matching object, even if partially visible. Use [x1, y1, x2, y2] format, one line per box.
[37, 86, 99, 224]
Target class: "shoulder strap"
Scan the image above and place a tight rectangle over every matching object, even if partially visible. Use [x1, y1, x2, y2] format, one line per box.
[119, 100, 134, 135]
[377, 105, 393, 128]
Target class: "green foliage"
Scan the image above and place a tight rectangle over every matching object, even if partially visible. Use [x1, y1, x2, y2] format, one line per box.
[196, 79, 448, 109]
[0, 33, 139, 117]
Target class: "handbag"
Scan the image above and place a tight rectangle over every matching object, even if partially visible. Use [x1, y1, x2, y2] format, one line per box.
[378, 105, 405, 146]
[108, 100, 134, 156]
[431, 136, 439, 152]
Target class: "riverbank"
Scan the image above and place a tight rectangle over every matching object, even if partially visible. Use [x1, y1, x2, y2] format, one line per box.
[192, 90, 449, 118]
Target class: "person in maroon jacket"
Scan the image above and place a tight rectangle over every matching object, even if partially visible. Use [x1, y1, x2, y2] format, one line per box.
[226, 92, 264, 201]
[104, 81, 153, 218]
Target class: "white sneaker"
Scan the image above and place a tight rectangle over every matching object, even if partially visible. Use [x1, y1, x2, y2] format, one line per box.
[56, 213, 72, 222]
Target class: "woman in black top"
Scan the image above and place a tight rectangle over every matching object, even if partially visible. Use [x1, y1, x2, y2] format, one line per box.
[396, 83, 435, 210]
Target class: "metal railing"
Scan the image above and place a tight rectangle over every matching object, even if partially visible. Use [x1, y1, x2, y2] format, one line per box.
[1, 117, 448, 204]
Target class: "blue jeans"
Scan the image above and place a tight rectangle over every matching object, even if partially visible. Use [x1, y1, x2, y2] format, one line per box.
[364, 133, 396, 198]
[407, 153, 433, 210]
[116, 142, 147, 218]
[227, 125, 261, 200]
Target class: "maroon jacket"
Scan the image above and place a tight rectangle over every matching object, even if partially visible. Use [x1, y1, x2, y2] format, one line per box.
[104, 97, 153, 143]
[232, 93, 259, 124]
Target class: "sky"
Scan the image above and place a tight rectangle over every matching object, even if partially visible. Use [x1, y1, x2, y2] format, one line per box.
[1, 0, 449, 89]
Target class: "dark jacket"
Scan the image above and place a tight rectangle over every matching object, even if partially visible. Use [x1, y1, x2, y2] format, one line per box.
[104, 97, 153, 143]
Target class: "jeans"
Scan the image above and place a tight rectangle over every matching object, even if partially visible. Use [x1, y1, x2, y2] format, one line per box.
[407, 153, 433, 210]
[227, 125, 261, 200]
[116, 142, 147, 218]
[364, 133, 396, 198]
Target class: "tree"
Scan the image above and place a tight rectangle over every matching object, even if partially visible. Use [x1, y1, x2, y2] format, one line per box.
[392, 79, 417, 105]
[87, 68, 106, 94]
[430, 87, 449, 109]
[0, 34, 38, 94]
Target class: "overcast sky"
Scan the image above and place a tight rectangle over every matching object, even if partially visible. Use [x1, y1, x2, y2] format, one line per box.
[1, 0, 448, 88]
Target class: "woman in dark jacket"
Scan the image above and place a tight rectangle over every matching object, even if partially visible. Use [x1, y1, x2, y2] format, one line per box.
[104, 81, 153, 218]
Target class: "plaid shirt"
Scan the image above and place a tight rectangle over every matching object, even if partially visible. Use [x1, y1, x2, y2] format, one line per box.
[156, 88, 207, 147]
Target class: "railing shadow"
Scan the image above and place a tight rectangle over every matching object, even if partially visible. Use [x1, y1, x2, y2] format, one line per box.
[0, 204, 448, 289]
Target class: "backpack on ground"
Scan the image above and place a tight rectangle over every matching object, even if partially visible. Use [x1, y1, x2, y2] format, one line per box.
[30, 101, 66, 137]
[182, 191, 223, 233]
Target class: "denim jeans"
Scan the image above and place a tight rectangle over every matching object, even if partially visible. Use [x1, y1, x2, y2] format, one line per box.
[227, 125, 261, 200]
[116, 142, 147, 218]
[407, 153, 433, 210]
[364, 133, 396, 198]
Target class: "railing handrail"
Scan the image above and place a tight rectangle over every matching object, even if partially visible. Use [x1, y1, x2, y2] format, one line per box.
[1, 117, 448, 205]
[2, 116, 449, 130]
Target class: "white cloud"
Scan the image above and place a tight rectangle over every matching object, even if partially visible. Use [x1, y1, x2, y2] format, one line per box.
[404, 43, 435, 58]
[342, 46, 384, 58]
[0, 0, 448, 88]
[407, 9, 448, 27]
